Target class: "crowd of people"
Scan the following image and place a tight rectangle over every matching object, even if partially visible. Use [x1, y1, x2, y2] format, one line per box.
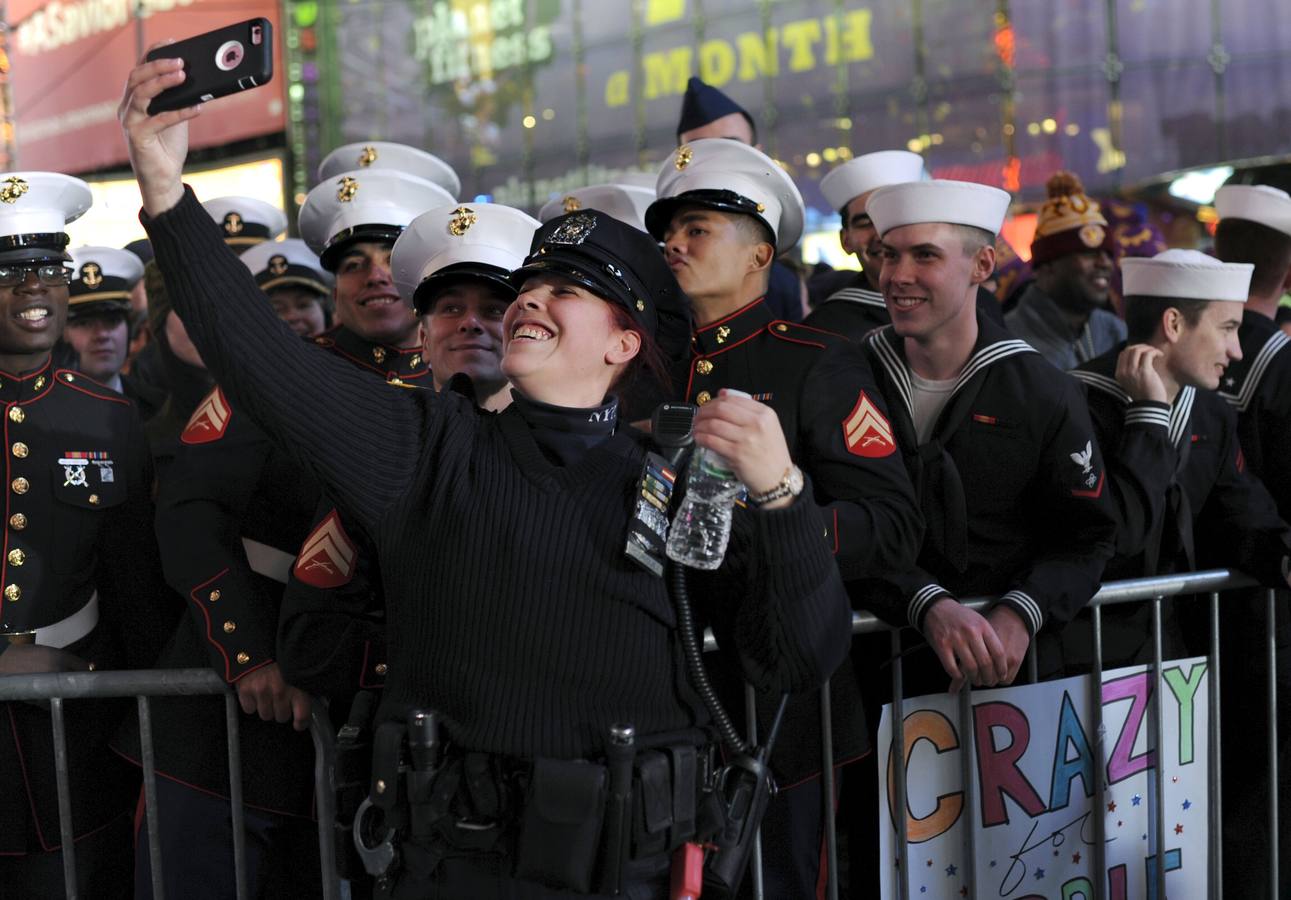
[0, 54, 1288, 900]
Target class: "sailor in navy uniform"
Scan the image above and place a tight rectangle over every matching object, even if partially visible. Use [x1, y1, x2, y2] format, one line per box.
[63, 245, 166, 418]
[1210, 184, 1291, 897]
[128, 159, 452, 898]
[0, 173, 174, 897]
[277, 202, 540, 702]
[646, 138, 923, 899]
[805, 150, 926, 337]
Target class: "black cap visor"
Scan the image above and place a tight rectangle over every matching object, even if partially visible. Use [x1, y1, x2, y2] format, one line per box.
[319, 224, 403, 272]
[0, 232, 71, 265]
[414, 263, 515, 316]
[644, 190, 776, 246]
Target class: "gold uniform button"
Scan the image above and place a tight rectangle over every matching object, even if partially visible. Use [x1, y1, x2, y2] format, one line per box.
[410, 353, 422, 369]
[33, 376, 44, 390]
[376, 779, 387, 794]
[9, 513, 26, 530]
[63, 373, 75, 382]
[235, 651, 250, 665]
[209, 589, 221, 602]
[372, 347, 387, 364]
[374, 663, 388, 676]
[223, 620, 237, 634]
[695, 391, 712, 406]
[4, 584, 19, 602]
[11, 477, 28, 495]
[7, 407, 23, 423]
[11, 442, 27, 459]
[7, 549, 23, 566]
[387, 376, 403, 385]
[88, 494, 100, 506]
[695, 359, 713, 375]
[775, 323, 789, 333]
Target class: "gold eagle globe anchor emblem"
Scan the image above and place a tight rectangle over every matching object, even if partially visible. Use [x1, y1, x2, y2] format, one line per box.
[0, 177, 28, 204]
[448, 206, 477, 236]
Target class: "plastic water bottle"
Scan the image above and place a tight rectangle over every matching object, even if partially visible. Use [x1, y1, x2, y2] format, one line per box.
[666, 449, 745, 570]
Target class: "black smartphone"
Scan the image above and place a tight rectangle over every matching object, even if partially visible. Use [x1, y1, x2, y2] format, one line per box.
[146, 18, 273, 115]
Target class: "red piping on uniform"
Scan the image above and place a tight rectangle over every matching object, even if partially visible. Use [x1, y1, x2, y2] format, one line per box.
[188, 569, 236, 681]
[777, 748, 870, 792]
[768, 331, 828, 350]
[113, 748, 317, 821]
[830, 508, 839, 555]
[55, 371, 130, 406]
[694, 296, 766, 333]
[358, 639, 386, 689]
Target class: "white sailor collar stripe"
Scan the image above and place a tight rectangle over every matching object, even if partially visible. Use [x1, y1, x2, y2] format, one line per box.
[1219, 329, 1290, 412]
[824, 286, 886, 309]
[866, 328, 1037, 419]
[1071, 370, 1195, 448]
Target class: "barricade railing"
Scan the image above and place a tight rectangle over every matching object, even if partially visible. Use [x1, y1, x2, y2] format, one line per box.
[2, 569, 1273, 900]
[0, 668, 343, 900]
[745, 568, 1267, 900]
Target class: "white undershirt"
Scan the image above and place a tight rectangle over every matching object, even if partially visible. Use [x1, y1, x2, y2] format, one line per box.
[910, 372, 957, 443]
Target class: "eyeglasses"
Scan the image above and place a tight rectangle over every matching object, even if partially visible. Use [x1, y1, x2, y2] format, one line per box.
[0, 264, 74, 287]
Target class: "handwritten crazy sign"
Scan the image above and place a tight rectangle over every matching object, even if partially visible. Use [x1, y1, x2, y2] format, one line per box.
[878, 658, 1210, 899]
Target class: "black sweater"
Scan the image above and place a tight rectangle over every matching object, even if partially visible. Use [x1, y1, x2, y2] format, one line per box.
[145, 189, 850, 759]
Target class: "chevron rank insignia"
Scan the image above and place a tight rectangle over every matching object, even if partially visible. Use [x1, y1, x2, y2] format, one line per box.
[842, 390, 896, 458]
[180, 388, 232, 444]
[294, 509, 358, 588]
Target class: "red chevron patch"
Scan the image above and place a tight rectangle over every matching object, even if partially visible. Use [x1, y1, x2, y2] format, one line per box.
[293, 509, 357, 588]
[842, 390, 895, 458]
[180, 388, 231, 444]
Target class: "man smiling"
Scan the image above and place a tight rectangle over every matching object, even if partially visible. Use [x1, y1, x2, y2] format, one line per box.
[1006, 171, 1124, 369]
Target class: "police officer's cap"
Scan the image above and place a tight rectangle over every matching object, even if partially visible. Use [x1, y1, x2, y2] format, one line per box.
[676, 76, 756, 142]
[201, 196, 288, 250]
[0, 172, 92, 265]
[539, 184, 655, 235]
[318, 142, 462, 200]
[1215, 185, 1291, 238]
[511, 210, 690, 359]
[298, 170, 455, 272]
[820, 150, 926, 212]
[240, 238, 332, 298]
[1121, 249, 1252, 302]
[866, 180, 1011, 238]
[392, 203, 539, 315]
[66, 246, 143, 319]
[647, 139, 805, 250]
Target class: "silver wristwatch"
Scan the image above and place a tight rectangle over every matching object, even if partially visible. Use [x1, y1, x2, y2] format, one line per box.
[747, 465, 804, 506]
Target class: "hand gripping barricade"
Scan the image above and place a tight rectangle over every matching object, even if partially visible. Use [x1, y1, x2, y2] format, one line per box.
[348, 403, 786, 897]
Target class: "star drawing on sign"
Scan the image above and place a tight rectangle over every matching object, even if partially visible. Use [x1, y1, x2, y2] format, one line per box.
[1175, 823, 1184, 834]
[1072, 852, 1082, 864]
[1182, 799, 1192, 810]
[1035, 868, 1045, 880]
[1132, 794, 1142, 806]
[1107, 800, 1116, 812]
[945, 864, 957, 876]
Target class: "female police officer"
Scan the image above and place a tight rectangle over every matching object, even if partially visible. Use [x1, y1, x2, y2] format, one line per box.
[120, 53, 850, 898]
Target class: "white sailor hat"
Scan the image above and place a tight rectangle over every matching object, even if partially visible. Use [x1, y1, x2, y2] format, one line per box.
[298, 170, 456, 272]
[1214, 185, 1291, 238]
[820, 150, 926, 212]
[66, 245, 143, 316]
[318, 142, 461, 200]
[539, 184, 655, 234]
[646, 139, 805, 250]
[392, 202, 539, 315]
[239, 238, 332, 297]
[1121, 249, 1252, 302]
[201, 196, 288, 249]
[867, 179, 1012, 238]
[0, 172, 92, 264]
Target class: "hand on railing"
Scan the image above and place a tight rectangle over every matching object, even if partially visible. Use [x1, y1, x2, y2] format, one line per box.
[236, 662, 312, 731]
[923, 598, 1011, 693]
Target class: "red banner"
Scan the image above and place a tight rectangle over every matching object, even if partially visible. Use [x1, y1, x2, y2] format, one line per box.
[8, 0, 284, 174]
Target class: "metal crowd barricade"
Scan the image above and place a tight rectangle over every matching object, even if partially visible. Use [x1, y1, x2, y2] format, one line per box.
[0, 668, 342, 900]
[771, 568, 1272, 900]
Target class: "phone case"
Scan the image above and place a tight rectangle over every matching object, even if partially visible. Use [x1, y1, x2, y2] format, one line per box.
[146, 18, 273, 115]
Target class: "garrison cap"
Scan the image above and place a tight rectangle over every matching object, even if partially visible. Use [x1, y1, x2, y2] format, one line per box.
[201, 196, 288, 250]
[298, 170, 455, 272]
[1214, 185, 1291, 238]
[675, 76, 756, 142]
[66, 245, 143, 317]
[647, 139, 805, 250]
[539, 184, 655, 234]
[239, 238, 331, 298]
[392, 203, 539, 315]
[0, 172, 92, 264]
[512, 210, 691, 359]
[867, 180, 1011, 238]
[820, 150, 926, 212]
[1121, 249, 1253, 302]
[318, 141, 462, 200]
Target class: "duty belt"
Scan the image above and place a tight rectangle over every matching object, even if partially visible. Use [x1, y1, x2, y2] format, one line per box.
[3, 591, 99, 648]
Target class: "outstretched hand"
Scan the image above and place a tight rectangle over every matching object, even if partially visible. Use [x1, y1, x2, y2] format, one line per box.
[118, 45, 202, 217]
[692, 390, 795, 509]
